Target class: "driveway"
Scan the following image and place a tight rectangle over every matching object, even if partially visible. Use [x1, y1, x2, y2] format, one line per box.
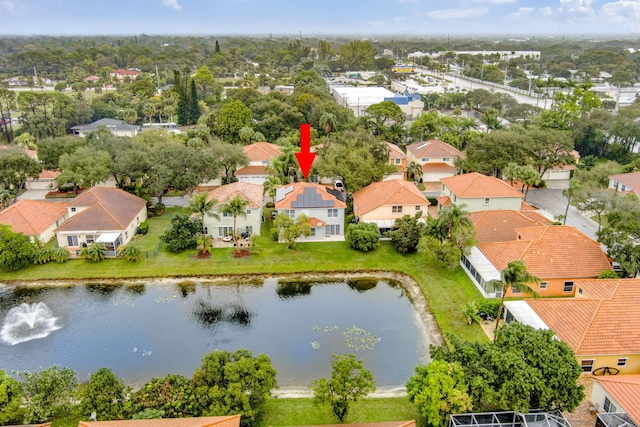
[525, 188, 600, 242]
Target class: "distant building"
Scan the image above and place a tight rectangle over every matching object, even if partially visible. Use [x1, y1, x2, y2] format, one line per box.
[71, 118, 140, 138]
[109, 68, 140, 82]
[330, 85, 424, 119]
[409, 50, 541, 60]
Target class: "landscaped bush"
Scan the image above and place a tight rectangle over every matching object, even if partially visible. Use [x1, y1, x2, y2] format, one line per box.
[597, 269, 619, 279]
[79, 243, 107, 262]
[33, 247, 56, 265]
[475, 299, 500, 319]
[118, 245, 143, 262]
[137, 221, 149, 235]
[160, 213, 201, 253]
[347, 222, 381, 252]
[265, 201, 275, 208]
[53, 247, 70, 263]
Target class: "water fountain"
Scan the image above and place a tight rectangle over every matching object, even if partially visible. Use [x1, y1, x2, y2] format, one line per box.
[0, 302, 62, 346]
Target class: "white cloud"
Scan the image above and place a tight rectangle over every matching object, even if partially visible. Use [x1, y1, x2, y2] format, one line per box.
[507, 7, 534, 19]
[540, 6, 553, 16]
[394, 16, 406, 21]
[472, 0, 516, 3]
[0, 1, 16, 13]
[559, 0, 596, 16]
[427, 7, 489, 20]
[161, 0, 182, 11]
[599, 0, 640, 24]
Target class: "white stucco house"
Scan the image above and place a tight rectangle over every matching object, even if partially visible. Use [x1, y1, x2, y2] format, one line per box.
[437, 172, 525, 212]
[202, 182, 264, 238]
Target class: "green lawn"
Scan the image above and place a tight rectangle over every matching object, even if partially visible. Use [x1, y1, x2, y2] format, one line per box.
[0, 208, 486, 342]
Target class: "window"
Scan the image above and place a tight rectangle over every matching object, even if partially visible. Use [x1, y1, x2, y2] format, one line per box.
[137, 216, 140, 224]
[392, 205, 402, 214]
[540, 282, 548, 289]
[246, 209, 252, 215]
[422, 158, 429, 162]
[125, 231, 128, 239]
[310, 228, 316, 237]
[603, 397, 616, 413]
[67, 235, 78, 246]
[70, 207, 77, 212]
[578, 288, 583, 295]
[223, 212, 232, 217]
[325, 225, 340, 236]
[245, 226, 253, 233]
[204, 227, 209, 235]
[564, 281, 574, 293]
[394, 158, 401, 165]
[285, 210, 295, 219]
[617, 358, 627, 367]
[218, 226, 233, 236]
[512, 286, 521, 294]
[483, 198, 491, 205]
[86, 235, 97, 244]
[442, 157, 451, 162]
[581, 359, 594, 373]
[415, 206, 421, 211]
[327, 209, 338, 218]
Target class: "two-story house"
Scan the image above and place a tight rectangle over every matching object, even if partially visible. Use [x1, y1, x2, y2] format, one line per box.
[384, 142, 408, 181]
[235, 142, 282, 185]
[405, 140, 462, 187]
[55, 187, 147, 257]
[202, 182, 264, 238]
[438, 172, 525, 212]
[352, 180, 430, 234]
[274, 183, 346, 241]
[609, 171, 640, 197]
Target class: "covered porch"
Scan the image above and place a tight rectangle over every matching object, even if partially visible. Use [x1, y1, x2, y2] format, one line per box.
[96, 232, 123, 257]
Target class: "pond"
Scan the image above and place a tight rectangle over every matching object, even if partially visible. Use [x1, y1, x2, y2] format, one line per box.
[0, 276, 435, 392]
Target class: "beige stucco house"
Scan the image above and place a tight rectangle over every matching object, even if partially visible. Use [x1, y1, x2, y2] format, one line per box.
[203, 182, 264, 238]
[0, 200, 68, 243]
[438, 172, 524, 212]
[235, 142, 281, 185]
[405, 140, 462, 185]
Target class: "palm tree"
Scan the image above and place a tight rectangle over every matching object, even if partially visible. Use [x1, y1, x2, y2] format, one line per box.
[221, 196, 249, 249]
[406, 161, 423, 183]
[122, 109, 138, 125]
[489, 260, 540, 340]
[562, 178, 581, 225]
[434, 204, 474, 249]
[263, 175, 282, 200]
[319, 112, 337, 138]
[186, 193, 220, 252]
[142, 103, 156, 125]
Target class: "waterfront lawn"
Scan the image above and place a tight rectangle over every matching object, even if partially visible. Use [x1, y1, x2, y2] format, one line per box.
[0, 209, 486, 342]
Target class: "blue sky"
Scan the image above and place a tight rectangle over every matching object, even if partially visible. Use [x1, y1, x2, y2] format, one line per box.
[1, 0, 639, 35]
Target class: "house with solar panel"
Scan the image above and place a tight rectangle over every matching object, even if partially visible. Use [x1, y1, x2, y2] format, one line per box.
[274, 183, 346, 241]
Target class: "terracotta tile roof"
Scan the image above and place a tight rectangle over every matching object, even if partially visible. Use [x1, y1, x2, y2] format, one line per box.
[407, 139, 463, 159]
[478, 226, 611, 278]
[308, 216, 326, 227]
[353, 180, 429, 216]
[386, 142, 407, 159]
[235, 165, 267, 176]
[593, 375, 640, 424]
[573, 279, 621, 300]
[78, 415, 241, 427]
[55, 187, 146, 233]
[609, 171, 640, 196]
[526, 279, 640, 357]
[205, 182, 264, 209]
[290, 421, 416, 427]
[441, 172, 524, 199]
[0, 200, 67, 236]
[39, 169, 59, 179]
[275, 182, 346, 209]
[436, 195, 451, 206]
[520, 201, 537, 211]
[244, 142, 281, 162]
[422, 162, 456, 173]
[471, 210, 552, 243]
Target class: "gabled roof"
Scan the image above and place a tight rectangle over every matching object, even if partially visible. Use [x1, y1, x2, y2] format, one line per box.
[471, 210, 552, 243]
[353, 180, 429, 216]
[39, 169, 59, 179]
[386, 142, 407, 160]
[441, 172, 524, 199]
[235, 165, 267, 176]
[528, 279, 640, 357]
[55, 187, 146, 233]
[592, 375, 640, 424]
[0, 200, 67, 236]
[422, 162, 456, 173]
[71, 118, 139, 133]
[478, 225, 611, 279]
[110, 68, 140, 76]
[78, 415, 241, 427]
[609, 171, 640, 196]
[275, 182, 346, 209]
[244, 142, 281, 162]
[206, 182, 264, 209]
[406, 139, 463, 159]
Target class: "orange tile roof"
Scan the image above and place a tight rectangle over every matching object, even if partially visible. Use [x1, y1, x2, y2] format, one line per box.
[78, 415, 241, 427]
[308, 217, 326, 227]
[422, 162, 456, 173]
[520, 201, 537, 211]
[527, 279, 640, 357]
[407, 139, 463, 159]
[386, 142, 407, 159]
[56, 187, 146, 233]
[244, 142, 280, 162]
[593, 375, 640, 424]
[352, 180, 429, 216]
[0, 200, 67, 236]
[471, 210, 552, 243]
[609, 171, 640, 196]
[206, 182, 264, 209]
[39, 169, 59, 179]
[235, 165, 267, 176]
[441, 172, 524, 199]
[478, 226, 611, 279]
[275, 182, 346, 209]
[573, 279, 621, 300]
[436, 195, 451, 206]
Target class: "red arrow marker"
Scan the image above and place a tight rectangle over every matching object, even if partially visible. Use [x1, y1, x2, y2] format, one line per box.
[295, 123, 316, 179]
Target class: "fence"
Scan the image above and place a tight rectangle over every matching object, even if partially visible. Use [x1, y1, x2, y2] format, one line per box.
[143, 240, 164, 259]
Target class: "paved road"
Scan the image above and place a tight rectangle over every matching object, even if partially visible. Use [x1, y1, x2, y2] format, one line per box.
[19, 189, 190, 207]
[525, 188, 600, 242]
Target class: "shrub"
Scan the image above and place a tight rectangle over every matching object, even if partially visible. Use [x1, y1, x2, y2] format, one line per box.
[53, 247, 70, 263]
[347, 222, 380, 252]
[597, 269, 620, 279]
[476, 299, 500, 319]
[265, 201, 275, 208]
[80, 243, 107, 262]
[33, 247, 56, 265]
[118, 245, 142, 262]
[160, 213, 201, 253]
[137, 221, 149, 235]
[461, 301, 481, 325]
[271, 229, 279, 242]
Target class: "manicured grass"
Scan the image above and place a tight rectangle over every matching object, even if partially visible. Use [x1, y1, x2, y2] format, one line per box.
[0, 210, 486, 342]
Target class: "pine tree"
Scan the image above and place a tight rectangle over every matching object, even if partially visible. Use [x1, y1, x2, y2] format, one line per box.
[189, 78, 200, 124]
[215, 40, 220, 54]
[174, 69, 190, 126]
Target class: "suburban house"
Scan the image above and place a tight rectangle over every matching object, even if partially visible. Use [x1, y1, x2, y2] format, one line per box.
[462, 225, 612, 297]
[109, 68, 141, 82]
[352, 180, 430, 234]
[504, 279, 640, 376]
[235, 142, 282, 185]
[26, 169, 60, 190]
[0, 200, 68, 243]
[438, 172, 525, 212]
[591, 375, 640, 425]
[71, 118, 140, 138]
[78, 415, 241, 427]
[274, 182, 346, 241]
[384, 142, 407, 181]
[203, 182, 264, 238]
[405, 140, 462, 186]
[471, 210, 552, 244]
[609, 171, 640, 197]
[540, 150, 580, 185]
[55, 187, 147, 257]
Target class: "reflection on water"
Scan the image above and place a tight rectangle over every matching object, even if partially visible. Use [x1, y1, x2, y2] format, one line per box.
[0, 278, 429, 388]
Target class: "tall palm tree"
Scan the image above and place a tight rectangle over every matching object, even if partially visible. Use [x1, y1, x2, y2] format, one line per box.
[562, 178, 581, 225]
[263, 175, 282, 200]
[406, 161, 423, 183]
[186, 193, 220, 252]
[122, 109, 138, 125]
[435, 204, 474, 249]
[142, 103, 156, 125]
[489, 260, 540, 340]
[221, 195, 249, 249]
[319, 112, 337, 138]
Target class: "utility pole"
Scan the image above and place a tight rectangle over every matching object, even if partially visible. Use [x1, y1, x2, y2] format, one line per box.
[155, 65, 161, 95]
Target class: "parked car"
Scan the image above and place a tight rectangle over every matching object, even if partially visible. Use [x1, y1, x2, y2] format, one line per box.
[271, 210, 279, 220]
[333, 179, 344, 191]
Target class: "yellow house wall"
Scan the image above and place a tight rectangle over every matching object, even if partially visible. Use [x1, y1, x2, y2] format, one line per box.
[579, 354, 640, 375]
[360, 204, 427, 222]
[504, 277, 584, 298]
